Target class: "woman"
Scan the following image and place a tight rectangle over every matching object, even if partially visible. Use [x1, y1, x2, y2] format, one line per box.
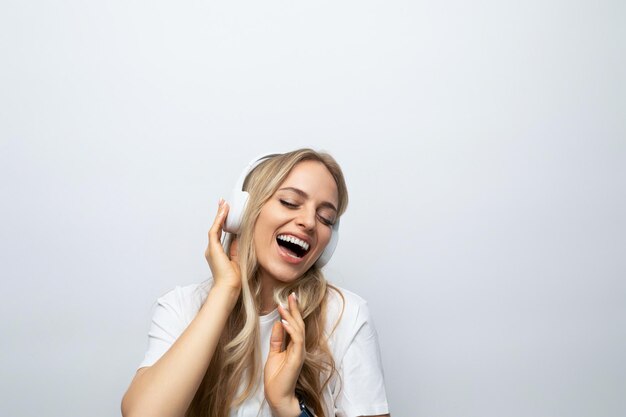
[121, 149, 390, 417]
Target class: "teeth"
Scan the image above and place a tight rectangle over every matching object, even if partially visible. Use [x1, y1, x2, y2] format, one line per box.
[277, 234, 310, 251]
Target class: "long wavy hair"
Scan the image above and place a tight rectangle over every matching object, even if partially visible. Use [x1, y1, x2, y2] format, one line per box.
[185, 149, 349, 417]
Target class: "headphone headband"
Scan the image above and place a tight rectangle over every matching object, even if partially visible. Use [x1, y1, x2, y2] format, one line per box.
[231, 153, 280, 194]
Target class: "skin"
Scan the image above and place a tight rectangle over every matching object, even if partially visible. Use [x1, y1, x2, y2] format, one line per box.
[121, 160, 389, 417]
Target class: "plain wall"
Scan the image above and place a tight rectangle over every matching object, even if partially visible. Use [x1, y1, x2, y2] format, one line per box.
[1, 0, 625, 416]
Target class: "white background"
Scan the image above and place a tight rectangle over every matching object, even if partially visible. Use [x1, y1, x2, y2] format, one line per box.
[1, 0, 625, 416]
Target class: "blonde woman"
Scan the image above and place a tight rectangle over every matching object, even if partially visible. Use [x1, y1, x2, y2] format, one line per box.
[121, 149, 390, 417]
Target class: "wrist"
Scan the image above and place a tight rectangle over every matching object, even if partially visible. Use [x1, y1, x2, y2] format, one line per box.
[270, 396, 300, 417]
[206, 283, 240, 310]
[296, 396, 314, 417]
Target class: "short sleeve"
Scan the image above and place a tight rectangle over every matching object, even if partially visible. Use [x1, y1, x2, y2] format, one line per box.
[334, 301, 389, 417]
[137, 283, 207, 370]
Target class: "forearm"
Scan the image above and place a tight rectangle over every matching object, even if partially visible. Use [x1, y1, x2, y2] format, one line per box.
[121, 285, 239, 417]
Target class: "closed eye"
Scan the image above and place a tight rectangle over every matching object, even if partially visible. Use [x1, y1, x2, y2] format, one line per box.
[280, 198, 335, 226]
[280, 199, 298, 208]
[318, 215, 335, 227]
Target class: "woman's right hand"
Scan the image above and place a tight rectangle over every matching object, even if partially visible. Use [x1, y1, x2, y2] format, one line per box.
[205, 199, 242, 293]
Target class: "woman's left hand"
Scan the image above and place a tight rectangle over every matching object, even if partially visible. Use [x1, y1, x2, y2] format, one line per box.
[264, 292, 305, 417]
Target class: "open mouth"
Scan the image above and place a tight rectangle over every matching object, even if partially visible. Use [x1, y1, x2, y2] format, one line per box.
[276, 234, 311, 259]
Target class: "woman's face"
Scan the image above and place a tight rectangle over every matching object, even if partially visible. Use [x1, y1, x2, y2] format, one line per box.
[253, 160, 339, 285]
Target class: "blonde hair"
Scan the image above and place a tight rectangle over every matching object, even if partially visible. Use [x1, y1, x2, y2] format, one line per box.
[186, 149, 348, 417]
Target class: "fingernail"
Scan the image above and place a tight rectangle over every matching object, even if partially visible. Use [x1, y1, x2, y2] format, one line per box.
[279, 301, 288, 310]
[291, 292, 298, 302]
[218, 198, 224, 207]
[281, 319, 289, 326]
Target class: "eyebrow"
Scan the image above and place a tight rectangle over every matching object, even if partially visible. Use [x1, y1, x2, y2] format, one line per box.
[278, 187, 338, 212]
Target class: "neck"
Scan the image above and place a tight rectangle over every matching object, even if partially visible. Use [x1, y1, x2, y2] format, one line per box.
[258, 270, 277, 314]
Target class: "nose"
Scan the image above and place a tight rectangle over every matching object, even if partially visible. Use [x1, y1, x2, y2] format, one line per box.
[296, 207, 316, 231]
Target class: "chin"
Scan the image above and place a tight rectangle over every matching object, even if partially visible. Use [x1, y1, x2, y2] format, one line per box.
[259, 253, 322, 284]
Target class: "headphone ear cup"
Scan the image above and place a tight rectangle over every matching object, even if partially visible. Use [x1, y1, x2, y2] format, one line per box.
[223, 191, 250, 234]
[315, 221, 340, 268]
[224, 153, 277, 235]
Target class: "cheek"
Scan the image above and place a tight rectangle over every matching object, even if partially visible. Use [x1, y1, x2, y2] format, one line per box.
[317, 229, 333, 251]
[251, 221, 263, 254]
[253, 213, 275, 251]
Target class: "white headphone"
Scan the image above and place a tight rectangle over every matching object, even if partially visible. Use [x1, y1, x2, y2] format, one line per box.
[223, 152, 340, 268]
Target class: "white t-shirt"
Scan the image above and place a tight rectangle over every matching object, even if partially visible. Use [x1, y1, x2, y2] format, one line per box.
[138, 279, 389, 417]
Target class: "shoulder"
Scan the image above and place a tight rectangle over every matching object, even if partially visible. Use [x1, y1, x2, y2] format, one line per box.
[325, 285, 377, 359]
[326, 285, 370, 323]
[154, 278, 213, 326]
[327, 285, 367, 316]
[137, 279, 214, 370]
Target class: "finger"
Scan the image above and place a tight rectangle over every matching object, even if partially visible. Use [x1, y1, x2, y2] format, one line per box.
[208, 199, 226, 239]
[278, 306, 304, 345]
[269, 321, 284, 353]
[208, 201, 229, 255]
[280, 319, 304, 364]
[277, 302, 297, 328]
[287, 292, 305, 328]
